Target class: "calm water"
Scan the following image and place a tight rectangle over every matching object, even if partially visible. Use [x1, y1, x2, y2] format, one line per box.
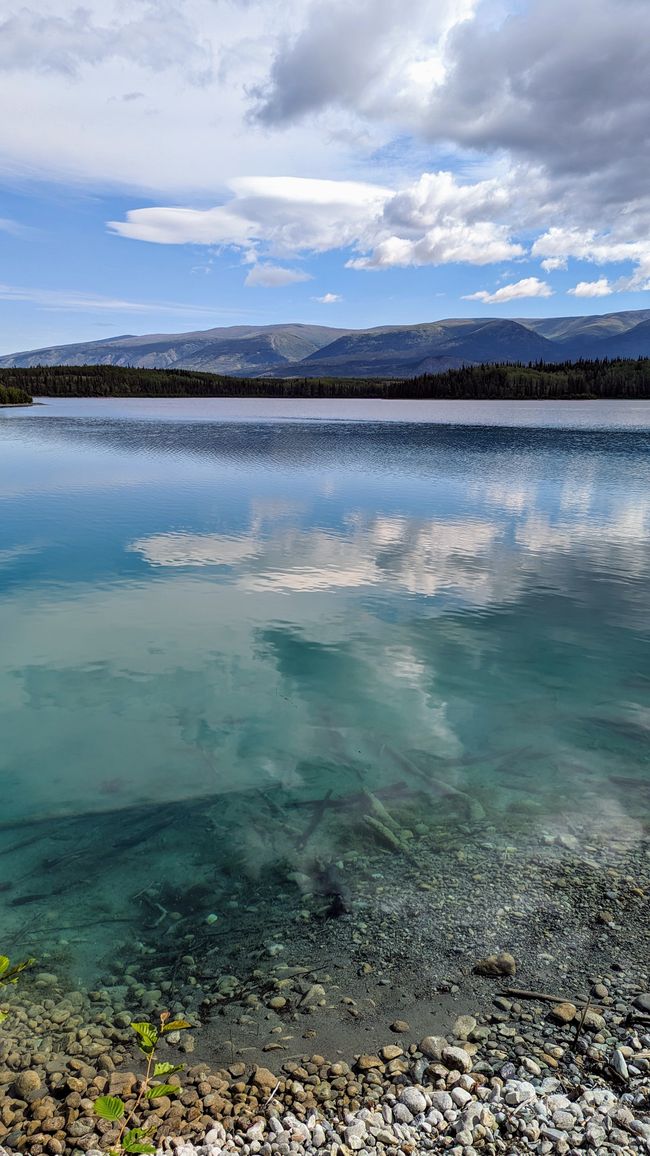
[1, 398, 649, 983]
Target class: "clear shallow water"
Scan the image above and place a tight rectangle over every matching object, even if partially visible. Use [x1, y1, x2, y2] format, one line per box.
[1, 398, 649, 984]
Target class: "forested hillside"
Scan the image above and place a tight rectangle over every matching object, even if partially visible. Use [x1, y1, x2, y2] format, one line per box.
[1, 358, 650, 401]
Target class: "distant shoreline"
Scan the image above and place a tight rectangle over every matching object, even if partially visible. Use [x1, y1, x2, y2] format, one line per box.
[2, 357, 650, 402]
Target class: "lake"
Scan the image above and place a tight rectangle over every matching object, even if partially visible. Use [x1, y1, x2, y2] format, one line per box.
[0, 398, 648, 1044]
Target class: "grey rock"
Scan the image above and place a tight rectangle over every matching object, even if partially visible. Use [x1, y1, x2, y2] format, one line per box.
[429, 1091, 453, 1113]
[552, 1110, 576, 1130]
[610, 1048, 629, 1080]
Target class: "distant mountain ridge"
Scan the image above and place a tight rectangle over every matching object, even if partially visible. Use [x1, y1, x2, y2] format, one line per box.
[3, 309, 650, 378]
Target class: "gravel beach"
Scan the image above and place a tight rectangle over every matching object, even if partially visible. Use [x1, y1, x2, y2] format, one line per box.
[1, 801, 648, 1155]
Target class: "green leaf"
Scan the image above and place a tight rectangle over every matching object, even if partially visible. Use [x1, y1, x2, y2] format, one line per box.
[0, 1010, 7, 1024]
[0, 956, 9, 977]
[130, 1021, 158, 1053]
[153, 1062, 184, 1077]
[94, 1095, 125, 1121]
[123, 1127, 156, 1154]
[160, 1019, 192, 1033]
[145, 1083, 179, 1099]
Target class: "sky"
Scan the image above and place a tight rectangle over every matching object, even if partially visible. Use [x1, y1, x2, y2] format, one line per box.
[1, 0, 649, 353]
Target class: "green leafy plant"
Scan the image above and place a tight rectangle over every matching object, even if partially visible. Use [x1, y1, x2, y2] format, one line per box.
[94, 1010, 193, 1155]
[0, 954, 35, 1024]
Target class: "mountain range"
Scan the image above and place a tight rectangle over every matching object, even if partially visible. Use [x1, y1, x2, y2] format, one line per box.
[3, 308, 650, 378]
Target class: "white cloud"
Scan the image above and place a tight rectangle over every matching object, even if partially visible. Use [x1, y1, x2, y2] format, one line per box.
[244, 263, 312, 288]
[111, 169, 523, 272]
[540, 258, 567, 273]
[314, 293, 341, 303]
[568, 278, 613, 299]
[532, 227, 644, 269]
[463, 277, 553, 305]
[109, 176, 391, 255]
[532, 227, 650, 293]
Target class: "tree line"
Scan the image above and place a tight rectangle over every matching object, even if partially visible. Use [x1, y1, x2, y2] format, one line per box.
[0, 383, 32, 406]
[1, 358, 650, 400]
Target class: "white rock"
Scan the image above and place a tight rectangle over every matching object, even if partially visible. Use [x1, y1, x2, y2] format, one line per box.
[504, 1079, 537, 1107]
[399, 1087, 427, 1115]
[453, 1015, 477, 1040]
[441, 1045, 473, 1074]
[419, 1034, 448, 1059]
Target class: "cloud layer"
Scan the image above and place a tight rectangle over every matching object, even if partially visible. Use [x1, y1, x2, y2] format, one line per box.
[3, 0, 650, 305]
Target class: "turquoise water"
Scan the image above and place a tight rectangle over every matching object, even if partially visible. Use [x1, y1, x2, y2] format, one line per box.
[1, 398, 649, 984]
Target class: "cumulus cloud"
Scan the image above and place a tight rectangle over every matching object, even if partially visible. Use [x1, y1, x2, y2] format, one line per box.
[244, 263, 311, 287]
[347, 170, 522, 269]
[463, 277, 553, 305]
[532, 227, 650, 292]
[111, 169, 523, 273]
[568, 278, 613, 299]
[313, 293, 341, 303]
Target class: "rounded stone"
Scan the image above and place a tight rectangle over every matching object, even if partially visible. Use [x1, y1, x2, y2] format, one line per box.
[12, 1070, 43, 1101]
[550, 1001, 577, 1024]
[453, 1015, 477, 1039]
[442, 1046, 473, 1074]
[399, 1087, 426, 1114]
[419, 1035, 447, 1060]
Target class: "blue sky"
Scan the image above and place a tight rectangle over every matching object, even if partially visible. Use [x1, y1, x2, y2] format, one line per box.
[1, 0, 649, 353]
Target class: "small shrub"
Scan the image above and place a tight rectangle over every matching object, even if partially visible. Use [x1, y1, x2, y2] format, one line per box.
[94, 1010, 193, 1155]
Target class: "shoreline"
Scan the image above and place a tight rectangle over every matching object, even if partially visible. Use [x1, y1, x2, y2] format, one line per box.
[2, 962, 649, 1155]
[1, 814, 649, 1154]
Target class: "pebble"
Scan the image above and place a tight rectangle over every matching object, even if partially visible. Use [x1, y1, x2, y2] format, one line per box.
[389, 1019, 410, 1033]
[549, 1001, 577, 1024]
[473, 952, 516, 977]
